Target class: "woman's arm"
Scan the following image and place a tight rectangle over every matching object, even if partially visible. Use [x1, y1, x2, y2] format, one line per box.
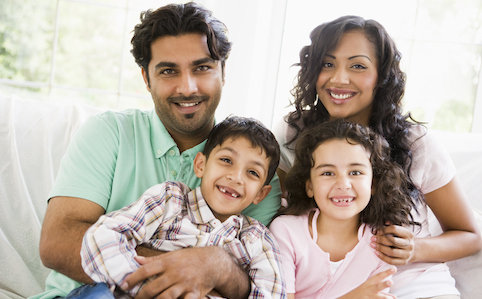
[373, 178, 482, 264]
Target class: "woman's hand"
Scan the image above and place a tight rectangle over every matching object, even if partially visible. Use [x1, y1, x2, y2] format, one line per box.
[371, 224, 415, 265]
[338, 267, 397, 299]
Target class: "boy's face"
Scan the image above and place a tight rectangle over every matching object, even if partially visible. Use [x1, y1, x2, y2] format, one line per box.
[194, 136, 272, 222]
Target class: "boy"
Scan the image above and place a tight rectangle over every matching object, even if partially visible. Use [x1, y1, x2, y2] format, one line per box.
[80, 116, 286, 298]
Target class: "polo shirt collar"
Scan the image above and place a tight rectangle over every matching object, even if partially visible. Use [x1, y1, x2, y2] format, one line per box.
[150, 111, 207, 159]
[150, 111, 177, 158]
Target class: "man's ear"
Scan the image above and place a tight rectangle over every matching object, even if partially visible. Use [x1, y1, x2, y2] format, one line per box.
[253, 185, 272, 205]
[141, 67, 151, 91]
[305, 179, 314, 198]
[193, 152, 207, 179]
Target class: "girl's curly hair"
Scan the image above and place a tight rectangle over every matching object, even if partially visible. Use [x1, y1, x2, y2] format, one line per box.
[279, 119, 420, 232]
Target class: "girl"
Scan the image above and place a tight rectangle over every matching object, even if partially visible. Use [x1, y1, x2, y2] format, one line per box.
[270, 119, 417, 298]
[274, 15, 481, 298]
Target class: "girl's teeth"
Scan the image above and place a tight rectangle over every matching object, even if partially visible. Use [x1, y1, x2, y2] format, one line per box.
[333, 198, 353, 203]
[330, 92, 351, 100]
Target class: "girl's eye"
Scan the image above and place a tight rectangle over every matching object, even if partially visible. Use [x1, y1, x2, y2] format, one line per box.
[321, 171, 334, 176]
[248, 170, 260, 178]
[350, 170, 362, 175]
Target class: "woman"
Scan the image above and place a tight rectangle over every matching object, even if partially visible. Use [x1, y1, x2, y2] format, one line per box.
[274, 15, 481, 299]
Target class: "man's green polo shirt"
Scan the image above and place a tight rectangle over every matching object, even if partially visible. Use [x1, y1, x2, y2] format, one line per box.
[33, 109, 281, 298]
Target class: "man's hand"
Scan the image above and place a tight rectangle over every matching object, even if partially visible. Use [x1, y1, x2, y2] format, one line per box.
[123, 246, 249, 299]
[338, 267, 396, 299]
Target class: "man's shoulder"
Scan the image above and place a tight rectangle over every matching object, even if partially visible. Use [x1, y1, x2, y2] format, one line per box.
[94, 108, 152, 124]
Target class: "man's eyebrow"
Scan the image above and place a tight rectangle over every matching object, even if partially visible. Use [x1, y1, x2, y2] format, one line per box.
[193, 57, 216, 65]
[153, 61, 177, 71]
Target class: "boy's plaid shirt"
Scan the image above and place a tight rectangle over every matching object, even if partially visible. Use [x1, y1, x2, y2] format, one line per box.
[81, 181, 286, 298]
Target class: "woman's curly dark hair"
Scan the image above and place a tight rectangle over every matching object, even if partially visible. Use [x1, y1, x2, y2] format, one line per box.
[279, 119, 420, 232]
[287, 15, 420, 180]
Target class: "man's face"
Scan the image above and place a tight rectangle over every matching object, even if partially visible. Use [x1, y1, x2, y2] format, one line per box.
[143, 33, 224, 143]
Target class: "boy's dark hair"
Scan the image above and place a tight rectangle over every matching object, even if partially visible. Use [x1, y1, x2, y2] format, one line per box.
[279, 119, 420, 232]
[131, 2, 232, 83]
[203, 116, 280, 185]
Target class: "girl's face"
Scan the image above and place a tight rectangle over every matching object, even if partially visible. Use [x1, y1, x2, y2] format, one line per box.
[316, 30, 378, 126]
[306, 138, 373, 223]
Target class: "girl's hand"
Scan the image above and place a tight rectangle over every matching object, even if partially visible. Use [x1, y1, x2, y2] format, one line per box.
[338, 267, 397, 299]
[372, 224, 415, 265]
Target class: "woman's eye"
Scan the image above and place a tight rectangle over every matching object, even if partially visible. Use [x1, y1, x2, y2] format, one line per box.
[321, 62, 333, 68]
[350, 170, 362, 175]
[351, 64, 367, 70]
[321, 171, 334, 176]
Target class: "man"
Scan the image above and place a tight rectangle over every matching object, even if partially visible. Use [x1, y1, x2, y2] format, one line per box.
[37, 2, 281, 298]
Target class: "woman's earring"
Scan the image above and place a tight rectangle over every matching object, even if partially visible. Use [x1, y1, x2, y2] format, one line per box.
[314, 93, 319, 107]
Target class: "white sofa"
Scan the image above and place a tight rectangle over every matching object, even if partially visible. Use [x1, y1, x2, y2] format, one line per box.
[1, 95, 481, 298]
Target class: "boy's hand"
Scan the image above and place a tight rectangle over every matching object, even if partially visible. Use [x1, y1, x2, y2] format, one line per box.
[338, 267, 397, 299]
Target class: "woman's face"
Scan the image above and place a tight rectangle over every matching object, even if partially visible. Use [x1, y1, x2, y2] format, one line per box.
[316, 30, 378, 126]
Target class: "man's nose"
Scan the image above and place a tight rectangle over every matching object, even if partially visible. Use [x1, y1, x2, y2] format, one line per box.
[176, 73, 198, 96]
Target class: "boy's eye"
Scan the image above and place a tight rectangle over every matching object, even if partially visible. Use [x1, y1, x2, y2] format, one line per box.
[220, 157, 232, 164]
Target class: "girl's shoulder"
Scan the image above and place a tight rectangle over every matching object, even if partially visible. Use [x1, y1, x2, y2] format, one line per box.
[269, 213, 310, 231]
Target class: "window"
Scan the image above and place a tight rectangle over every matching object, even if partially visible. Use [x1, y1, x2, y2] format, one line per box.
[1, 0, 481, 133]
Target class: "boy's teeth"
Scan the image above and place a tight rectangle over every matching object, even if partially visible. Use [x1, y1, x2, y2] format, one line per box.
[219, 187, 239, 198]
[330, 92, 351, 100]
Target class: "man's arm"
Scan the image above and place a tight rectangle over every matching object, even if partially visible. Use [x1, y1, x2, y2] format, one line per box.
[123, 247, 250, 299]
[39, 196, 105, 283]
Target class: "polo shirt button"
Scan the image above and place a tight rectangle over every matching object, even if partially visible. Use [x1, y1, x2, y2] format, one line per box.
[171, 170, 177, 177]
[157, 149, 162, 155]
[169, 149, 175, 156]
